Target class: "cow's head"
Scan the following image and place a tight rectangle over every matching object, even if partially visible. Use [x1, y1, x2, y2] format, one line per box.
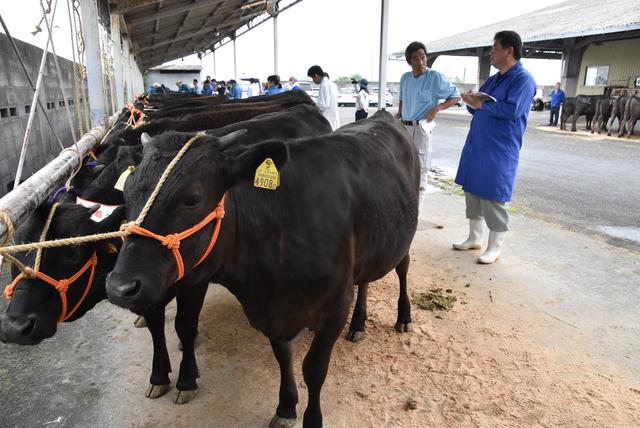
[106, 130, 288, 312]
[0, 203, 125, 345]
[82, 145, 143, 205]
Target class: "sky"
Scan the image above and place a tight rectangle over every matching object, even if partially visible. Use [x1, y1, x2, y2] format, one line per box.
[0, 0, 567, 85]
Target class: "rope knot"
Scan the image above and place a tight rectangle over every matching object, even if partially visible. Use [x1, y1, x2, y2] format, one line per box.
[161, 234, 181, 250]
[215, 205, 225, 219]
[56, 279, 70, 294]
[4, 283, 15, 299]
[23, 267, 36, 279]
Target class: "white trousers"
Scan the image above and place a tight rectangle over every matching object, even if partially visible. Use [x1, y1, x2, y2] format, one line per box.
[404, 124, 432, 215]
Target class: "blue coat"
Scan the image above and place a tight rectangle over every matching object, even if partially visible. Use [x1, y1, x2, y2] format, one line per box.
[455, 62, 536, 202]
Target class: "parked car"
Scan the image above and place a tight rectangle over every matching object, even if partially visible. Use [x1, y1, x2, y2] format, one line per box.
[337, 87, 357, 106]
[297, 80, 318, 101]
[369, 87, 393, 107]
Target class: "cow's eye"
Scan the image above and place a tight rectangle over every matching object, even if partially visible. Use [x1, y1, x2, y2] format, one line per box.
[184, 194, 201, 208]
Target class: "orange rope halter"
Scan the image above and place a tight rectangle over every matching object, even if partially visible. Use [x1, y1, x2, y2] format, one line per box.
[125, 194, 226, 282]
[125, 102, 146, 128]
[4, 252, 98, 323]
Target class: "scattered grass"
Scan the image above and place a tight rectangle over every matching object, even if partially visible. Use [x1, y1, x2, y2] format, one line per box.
[415, 288, 457, 311]
[432, 177, 464, 196]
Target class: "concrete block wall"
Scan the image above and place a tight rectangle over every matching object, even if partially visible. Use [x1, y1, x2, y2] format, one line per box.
[0, 33, 85, 197]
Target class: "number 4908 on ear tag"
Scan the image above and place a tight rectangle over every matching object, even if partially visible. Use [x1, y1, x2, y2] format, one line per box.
[253, 158, 280, 190]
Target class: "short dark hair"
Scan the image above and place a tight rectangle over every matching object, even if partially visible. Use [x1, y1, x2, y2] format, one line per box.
[404, 41, 427, 64]
[307, 65, 324, 78]
[494, 30, 522, 60]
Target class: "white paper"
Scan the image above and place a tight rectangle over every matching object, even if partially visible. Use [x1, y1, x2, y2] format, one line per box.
[76, 197, 122, 222]
[419, 119, 436, 134]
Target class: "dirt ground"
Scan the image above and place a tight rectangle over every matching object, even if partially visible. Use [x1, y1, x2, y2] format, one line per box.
[116, 237, 640, 428]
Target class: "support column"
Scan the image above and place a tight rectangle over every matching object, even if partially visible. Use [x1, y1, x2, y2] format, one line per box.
[111, 15, 125, 107]
[232, 33, 238, 81]
[476, 47, 491, 89]
[377, 0, 389, 110]
[122, 34, 132, 101]
[268, 1, 279, 75]
[212, 49, 217, 77]
[79, 0, 107, 127]
[561, 39, 586, 97]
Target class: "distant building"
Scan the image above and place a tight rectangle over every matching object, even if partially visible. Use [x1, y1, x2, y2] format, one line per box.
[145, 64, 203, 91]
[389, 0, 640, 97]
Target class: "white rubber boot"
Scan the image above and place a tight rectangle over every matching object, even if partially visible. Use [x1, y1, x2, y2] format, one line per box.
[452, 219, 484, 250]
[477, 231, 506, 264]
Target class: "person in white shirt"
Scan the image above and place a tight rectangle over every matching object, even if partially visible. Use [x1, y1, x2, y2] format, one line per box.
[307, 65, 340, 130]
[247, 78, 262, 97]
[355, 78, 370, 121]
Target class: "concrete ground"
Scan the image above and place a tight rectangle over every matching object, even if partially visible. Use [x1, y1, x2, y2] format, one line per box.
[0, 107, 639, 426]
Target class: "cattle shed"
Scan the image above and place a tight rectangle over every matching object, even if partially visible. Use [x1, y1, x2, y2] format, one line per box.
[389, 0, 640, 97]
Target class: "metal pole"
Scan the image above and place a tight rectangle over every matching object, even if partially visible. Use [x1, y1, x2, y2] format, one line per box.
[111, 15, 125, 107]
[0, 118, 114, 245]
[273, 14, 278, 75]
[79, 0, 108, 127]
[377, 0, 389, 111]
[212, 49, 217, 77]
[0, 14, 64, 149]
[122, 34, 132, 101]
[14, 0, 60, 190]
[232, 34, 238, 81]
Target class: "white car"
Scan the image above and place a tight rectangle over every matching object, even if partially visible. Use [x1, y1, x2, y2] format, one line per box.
[369, 87, 393, 107]
[337, 87, 358, 106]
[297, 81, 318, 102]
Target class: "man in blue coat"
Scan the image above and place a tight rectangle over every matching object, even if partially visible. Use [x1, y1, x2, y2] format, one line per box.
[453, 30, 536, 264]
[548, 82, 565, 126]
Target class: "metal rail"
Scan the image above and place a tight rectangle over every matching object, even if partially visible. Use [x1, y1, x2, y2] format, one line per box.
[0, 118, 115, 245]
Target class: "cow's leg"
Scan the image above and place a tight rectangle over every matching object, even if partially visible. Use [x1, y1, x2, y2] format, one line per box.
[173, 280, 208, 404]
[268, 339, 298, 428]
[626, 118, 638, 138]
[144, 306, 172, 399]
[571, 114, 578, 132]
[394, 253, 413, 333]
[591, 112, 599, 133]
[607, 114, 617, 136]
[618, 116, 628, 138]
[346, 282, 368, 342]
[301, 291, 351, 428]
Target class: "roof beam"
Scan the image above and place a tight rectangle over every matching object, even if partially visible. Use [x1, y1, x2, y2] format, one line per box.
[126, 0, 226, 27]
[113, 0, 161, 14]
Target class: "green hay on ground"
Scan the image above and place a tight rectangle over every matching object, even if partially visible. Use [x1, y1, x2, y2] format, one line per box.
[415, 288, 457, 311]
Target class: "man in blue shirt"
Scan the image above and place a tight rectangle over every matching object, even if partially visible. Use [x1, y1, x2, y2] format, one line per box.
[228, 80, 243, 99]
[548, 82, 565, 126]
[396, 41, 461, 214]
[453, 31, 536, 264]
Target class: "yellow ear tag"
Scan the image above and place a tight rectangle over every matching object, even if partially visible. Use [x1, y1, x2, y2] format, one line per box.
[253, 158, 279, 190]
[114, 166, 135, 191]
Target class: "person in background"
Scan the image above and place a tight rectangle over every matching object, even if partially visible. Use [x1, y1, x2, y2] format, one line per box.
[289, 76, 301, 91]
[247, 78, 261, 97]
[217, 80, 227, 96]
[453, 30, 536, 264]
[192, 79, 199, 94]
[176, 80, 190, 92]
[147, 82, 161, 95]
[355, 78, 370, 121]
[307, 65, 339, 130]
[265, 75, 284, 96]
[228, 80, 243, 99]
[395, 41, 461, 214]
[202, 79, 214, 96]
[548, 81, 565, 126]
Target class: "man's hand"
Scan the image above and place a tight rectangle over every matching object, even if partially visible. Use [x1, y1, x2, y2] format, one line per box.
[462, 91, 483, 110]
[425, 105, 440, 122]
[394, 111, 402, 120]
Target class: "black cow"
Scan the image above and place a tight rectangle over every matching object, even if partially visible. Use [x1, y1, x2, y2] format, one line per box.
[106, 111, 419, 427]
[591, 97, 613, 134]
[618, 96, 640, 138]
[568, 95, 601, 132]
[607, 94, 631, 137]
[559, 97, 575, 130]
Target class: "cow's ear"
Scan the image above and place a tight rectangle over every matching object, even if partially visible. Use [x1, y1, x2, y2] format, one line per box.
[226, 141, 289, 187]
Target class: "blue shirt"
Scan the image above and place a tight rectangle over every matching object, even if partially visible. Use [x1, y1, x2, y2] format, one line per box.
[454, 62, 536, 202]
[178, 84, 190, 93]
[290, 84, 301, 91]
[399, 69, 460, 121]
[265, 86, 284, 96]
[202, 85, 214, 96]
[550, 89, 565, 108]
[147, 86, 160, 94]
[230, 85, 243, 99]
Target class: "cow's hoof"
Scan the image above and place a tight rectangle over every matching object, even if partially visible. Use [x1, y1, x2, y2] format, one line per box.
[346, 329, 365, 342]
[145, 384, 170, 399]
[173, 388, 198, 404]
[269, 414, 297, 428]
[395, 322, 413, 333]
[133, 316, 147, 328]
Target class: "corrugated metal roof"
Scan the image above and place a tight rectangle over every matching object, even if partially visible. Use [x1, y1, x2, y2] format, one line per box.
[112, 0, 302, 70]
[148, 63, 203, 71]
[389, 0, 640, 59]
